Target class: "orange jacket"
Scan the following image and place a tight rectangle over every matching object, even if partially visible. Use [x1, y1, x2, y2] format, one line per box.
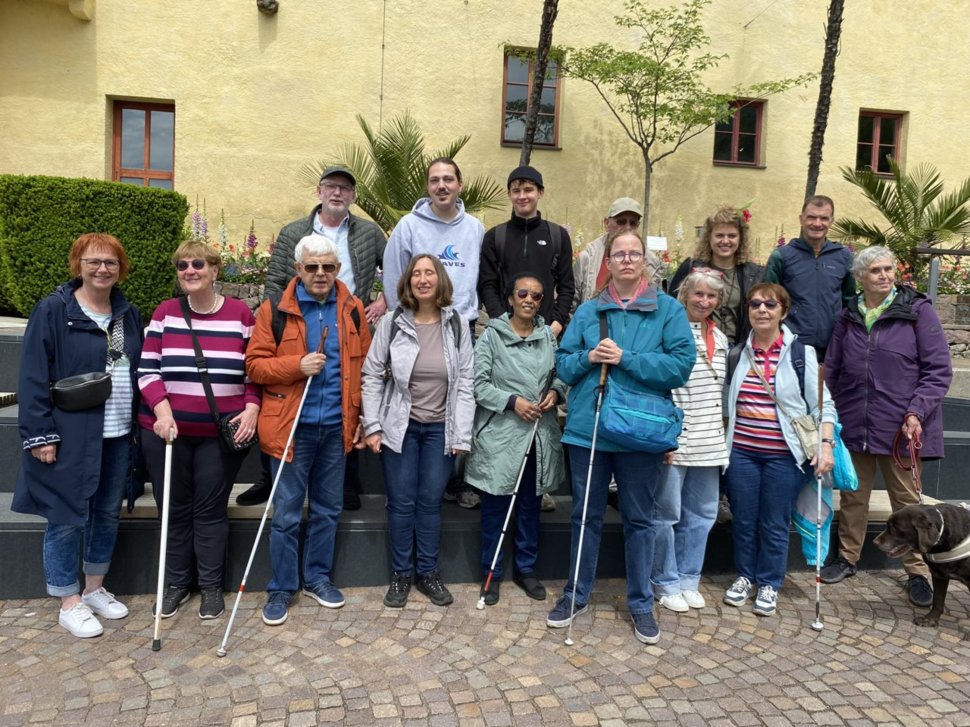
[246, 277, 371, 460]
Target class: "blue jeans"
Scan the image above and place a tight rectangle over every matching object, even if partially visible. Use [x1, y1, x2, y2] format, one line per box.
[480, 447, 541, 579]
[268, 424, 345, 595]
[652, 465, 719, 595]
[725, 447, 803, 590]
[381, 420, 453, 575]
[44, 435, 129, 597]
[563, 445, 664, 615]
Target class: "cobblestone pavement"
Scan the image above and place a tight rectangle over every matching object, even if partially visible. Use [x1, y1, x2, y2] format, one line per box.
[1, 571, 968, 726]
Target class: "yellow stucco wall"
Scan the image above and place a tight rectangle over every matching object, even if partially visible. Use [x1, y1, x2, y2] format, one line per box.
[2, 0, 968, 261]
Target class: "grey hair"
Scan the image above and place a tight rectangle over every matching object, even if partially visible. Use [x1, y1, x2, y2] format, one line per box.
[294, 234, 339, 262]
[851, 245, 896, 279]
[677, 269, 725, 305]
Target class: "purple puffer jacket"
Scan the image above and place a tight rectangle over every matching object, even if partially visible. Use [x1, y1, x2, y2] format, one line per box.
[825, 285, 952, 459]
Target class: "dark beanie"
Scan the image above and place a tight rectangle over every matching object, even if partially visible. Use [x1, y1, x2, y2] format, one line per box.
[507, 165, 544, 190]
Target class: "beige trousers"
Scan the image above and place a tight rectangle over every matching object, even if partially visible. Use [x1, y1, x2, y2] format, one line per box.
[836, 451, 929, 578]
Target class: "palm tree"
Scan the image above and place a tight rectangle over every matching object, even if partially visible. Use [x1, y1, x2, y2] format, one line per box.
[832, 158, 970, 275]
[299, 112, 506, 233]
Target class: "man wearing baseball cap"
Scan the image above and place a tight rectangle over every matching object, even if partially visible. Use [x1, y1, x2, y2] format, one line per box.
[478, 165, 575, 338]
[573, 197, 659, 310]
[238, 166, 385, 508]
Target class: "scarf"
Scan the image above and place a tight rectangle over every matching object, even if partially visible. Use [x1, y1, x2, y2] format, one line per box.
[606, 278, 651, 310]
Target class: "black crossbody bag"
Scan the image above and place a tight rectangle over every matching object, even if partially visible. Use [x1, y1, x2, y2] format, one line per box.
[179, 297, 257, 452]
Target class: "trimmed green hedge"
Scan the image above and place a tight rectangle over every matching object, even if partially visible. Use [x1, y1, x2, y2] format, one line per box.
[0, 175, 188, 318]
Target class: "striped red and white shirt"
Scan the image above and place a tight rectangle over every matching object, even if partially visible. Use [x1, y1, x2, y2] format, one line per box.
[732, 336, 788, 454]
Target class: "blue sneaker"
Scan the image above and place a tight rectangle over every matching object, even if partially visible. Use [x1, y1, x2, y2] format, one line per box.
[262, 592, 291, 626]
[303, 582, 345, 609]
[632, 611, 660, 644]
[546, 593, 588, 628]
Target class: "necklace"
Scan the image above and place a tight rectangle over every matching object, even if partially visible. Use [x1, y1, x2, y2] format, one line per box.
[187, 294, 221, 315]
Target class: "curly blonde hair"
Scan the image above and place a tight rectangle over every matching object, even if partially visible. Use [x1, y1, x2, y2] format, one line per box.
[693, 207, 751, 265]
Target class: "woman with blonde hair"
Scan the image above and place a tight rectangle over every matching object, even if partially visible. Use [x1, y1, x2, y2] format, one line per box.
[668, 207, 763, 345]
[138, 239, 261, 621]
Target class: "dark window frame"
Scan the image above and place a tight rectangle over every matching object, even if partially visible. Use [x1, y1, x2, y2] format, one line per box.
[856, 110, 903, 175]
[712, 99, 764, 168]
[112, 101, 175, 188]
[500, 49, 562, 150]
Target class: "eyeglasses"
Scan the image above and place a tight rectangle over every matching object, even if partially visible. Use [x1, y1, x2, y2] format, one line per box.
[610, 251, 644, 263]
[176, 259, 206, 272]
[748, 299, 781, 310]
[320, 182, 354, 194]
[302, 263, 337, 274]
[515, 289, 544, 302]
[81, 258, 120, 271]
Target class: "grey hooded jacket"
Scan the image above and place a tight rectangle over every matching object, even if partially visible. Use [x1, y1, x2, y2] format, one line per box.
[360, 306, 474, 454]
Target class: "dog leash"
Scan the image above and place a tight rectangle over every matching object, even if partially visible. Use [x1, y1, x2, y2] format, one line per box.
[892, 428, 923, 504]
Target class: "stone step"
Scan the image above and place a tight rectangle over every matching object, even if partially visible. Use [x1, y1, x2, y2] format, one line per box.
[0, 485, 944, 601]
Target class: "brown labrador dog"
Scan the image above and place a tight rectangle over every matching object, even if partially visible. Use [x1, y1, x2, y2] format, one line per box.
[874, 503, 970, 634]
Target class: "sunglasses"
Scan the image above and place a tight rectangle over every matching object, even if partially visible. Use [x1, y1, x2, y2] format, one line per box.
[515, 289, 544, 302]
[748, 299, 781, 310]
[303, 263, 337, 274]
[176, 259, 206, 271]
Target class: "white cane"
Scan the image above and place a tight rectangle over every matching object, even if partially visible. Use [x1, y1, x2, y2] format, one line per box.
[151, 427, 175, 651]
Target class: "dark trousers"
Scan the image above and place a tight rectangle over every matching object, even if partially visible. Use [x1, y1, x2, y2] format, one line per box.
[143, 432, 247, 589]
[480, 448, 541, 579]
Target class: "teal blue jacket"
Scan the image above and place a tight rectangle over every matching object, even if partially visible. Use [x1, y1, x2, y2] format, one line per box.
[557, 285, 695, 451]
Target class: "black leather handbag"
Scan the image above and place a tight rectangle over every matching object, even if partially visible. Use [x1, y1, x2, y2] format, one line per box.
[50, 318, 124, 411]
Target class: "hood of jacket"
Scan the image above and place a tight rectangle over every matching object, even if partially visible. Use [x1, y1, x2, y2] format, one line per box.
[485, 311, 549, 344]
[410, 197, 470, 226]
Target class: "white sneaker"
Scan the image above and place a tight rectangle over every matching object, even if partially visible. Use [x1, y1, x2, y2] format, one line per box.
[658, 593, 690, 613]
[753, 585, 778, 617]
[59, 602, 103, 638]
[682, 590, 706, 609]
[82, 587, 129, 619]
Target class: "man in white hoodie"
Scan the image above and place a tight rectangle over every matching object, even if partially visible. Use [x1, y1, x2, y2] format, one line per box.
[382, 158, 485, 341]
[382, 158, 486, 509]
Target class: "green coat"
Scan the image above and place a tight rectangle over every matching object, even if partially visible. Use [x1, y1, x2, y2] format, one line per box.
[465, 314, 566, 496]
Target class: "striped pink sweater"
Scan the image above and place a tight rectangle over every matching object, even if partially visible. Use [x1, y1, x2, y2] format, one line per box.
[137, 297, 261, 438]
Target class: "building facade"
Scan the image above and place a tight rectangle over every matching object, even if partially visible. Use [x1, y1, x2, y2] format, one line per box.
[2, 0, 966, 260]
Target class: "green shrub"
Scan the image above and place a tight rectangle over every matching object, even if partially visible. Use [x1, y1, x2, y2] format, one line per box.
[0, 175, 188, 318]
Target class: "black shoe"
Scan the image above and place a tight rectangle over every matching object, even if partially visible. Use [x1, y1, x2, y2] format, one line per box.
[384, 572, 412, 608]
[906, 575, 934, 608]
[819, 556, 857, 584]
[199, 588, 225, 619]
[235, 470, 272, 506]
[513, 573, 547, 601]
[153, 585, 190, 618]
[343, 487, 362, 511]
[415, 571, 454, 606]
[480, 579, 500, 606]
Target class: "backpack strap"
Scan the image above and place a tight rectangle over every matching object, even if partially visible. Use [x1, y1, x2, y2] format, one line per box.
[495, 222, 508, 260]
[725, 339, 806, 400]
[269, 289, 361, 347]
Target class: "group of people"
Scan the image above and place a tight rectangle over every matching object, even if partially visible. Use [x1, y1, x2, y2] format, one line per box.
[14, 163, 952, 646]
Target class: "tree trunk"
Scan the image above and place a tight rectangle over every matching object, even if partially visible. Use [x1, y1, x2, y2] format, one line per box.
[642, 151, 653, 234]
[520, 0, 559, 166]
[805, 0, 845, 200]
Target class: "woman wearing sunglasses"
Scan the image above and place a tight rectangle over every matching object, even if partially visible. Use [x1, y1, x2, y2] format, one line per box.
[464, 273, 566, 605]
[137, 240, 261, 621]
[13, 234, 144, 638]
[361, 254, 474, 608]
[722, 282, 835, 617]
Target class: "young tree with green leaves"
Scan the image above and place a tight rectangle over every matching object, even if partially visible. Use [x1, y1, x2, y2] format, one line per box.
[832, 159, 970, 275]
[563, 0, 814, 231]
[300, 112, 505, 234]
